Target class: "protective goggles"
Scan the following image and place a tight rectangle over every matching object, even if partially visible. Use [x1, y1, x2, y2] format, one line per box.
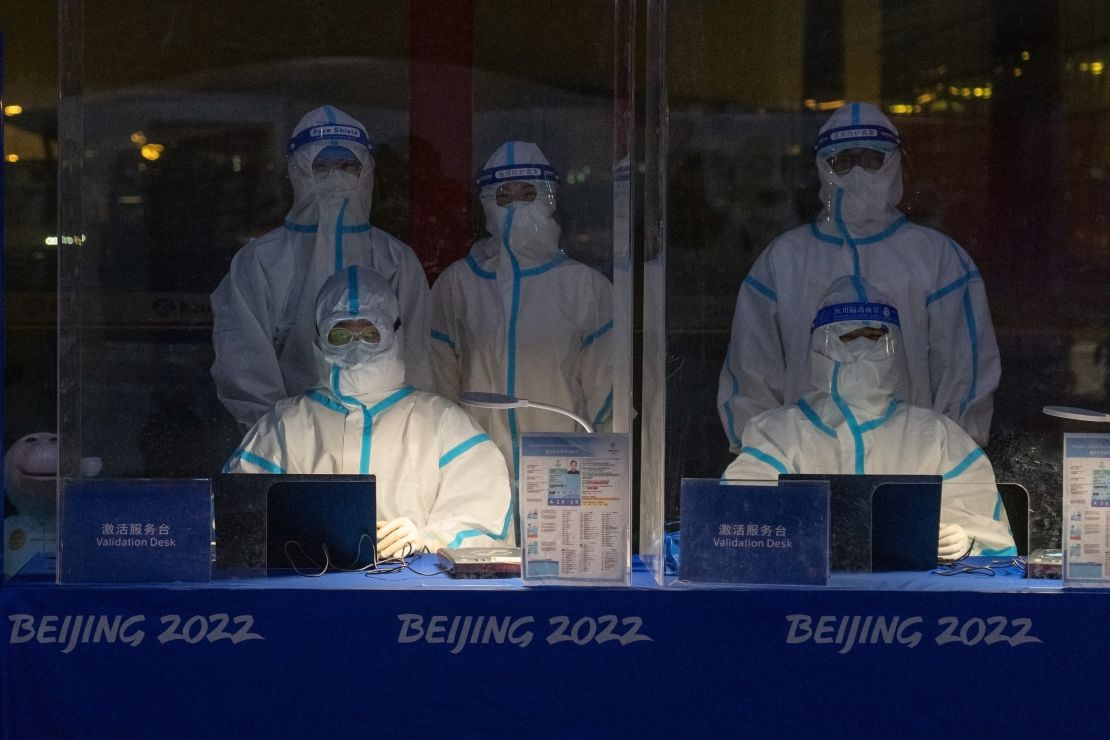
[826, 149, 886, 175]
[325, 317, 401, 347]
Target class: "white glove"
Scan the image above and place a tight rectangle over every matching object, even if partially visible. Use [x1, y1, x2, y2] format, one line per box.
[376, 518, 430, 558]
[937, 522, 971, 560]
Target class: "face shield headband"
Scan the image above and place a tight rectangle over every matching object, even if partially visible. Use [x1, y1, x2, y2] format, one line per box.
[814, 124, 900, 158]
[811, 302, 900, 333]
[289, 124, 374, 157]
[476, 163, 560, 189]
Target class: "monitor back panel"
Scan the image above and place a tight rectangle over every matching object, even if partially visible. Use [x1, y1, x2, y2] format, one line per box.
[780, 474, 940, 571]
[213, 474, 373, 576]
[266, 478, 376, 572]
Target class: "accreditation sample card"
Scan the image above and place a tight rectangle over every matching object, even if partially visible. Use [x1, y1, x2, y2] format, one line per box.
[519, 433, 630, 586]
[1062, 433, 1110, 585]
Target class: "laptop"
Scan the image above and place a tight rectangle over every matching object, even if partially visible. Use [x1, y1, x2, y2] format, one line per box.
[780, 474, 941, 572]
[213, 474, 375, 575]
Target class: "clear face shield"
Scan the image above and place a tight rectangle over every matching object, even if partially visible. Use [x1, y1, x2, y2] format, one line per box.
[807, 287, 910, 405]
[811, 321, 897, 364]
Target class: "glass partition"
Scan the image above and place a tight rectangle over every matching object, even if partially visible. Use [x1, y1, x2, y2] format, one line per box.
[646, 0, 1110, 578]
[48, 0, 634, 577]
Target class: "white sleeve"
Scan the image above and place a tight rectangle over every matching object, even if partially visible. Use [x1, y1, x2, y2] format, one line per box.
[423, 405, 514, 548]
[391, 244, 434, 393]
[722, 412, 794, 480]
[927, 239, 1000, 447]
[210, 247, 288, 428]
[427, 270, 462, 401]
[577, 273, 615, 431]
[718, 255, 786, 454]
[937, 420, 1016, 555]
[222, 409, 290, 475]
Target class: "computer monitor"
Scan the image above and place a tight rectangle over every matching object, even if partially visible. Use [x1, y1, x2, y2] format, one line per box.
[213, 474, 375, 575]
[779, 474, 941, 572]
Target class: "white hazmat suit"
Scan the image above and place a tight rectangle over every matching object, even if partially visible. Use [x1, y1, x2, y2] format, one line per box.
[724, 277, 1016, 557]
[225, 266, 512, 554]
[718, 102, 999, 452]
[428, 141, 613, 478]
[211, 106, 431, 429]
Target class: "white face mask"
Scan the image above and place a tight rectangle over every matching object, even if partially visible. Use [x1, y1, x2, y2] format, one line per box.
[313, 169, 360, 199]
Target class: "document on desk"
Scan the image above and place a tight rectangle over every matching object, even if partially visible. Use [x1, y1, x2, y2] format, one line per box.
[519, 433, 630, 586]
[1062, 433, 1110, 585]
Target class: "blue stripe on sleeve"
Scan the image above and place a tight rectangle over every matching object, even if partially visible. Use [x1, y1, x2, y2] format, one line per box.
[430, 329, 456, 350]
[738, 446, 789, 475]
[958, 288, 980, 418]
[446, 500, 515, 549]
[593, 390, 613, 426]
[925, 271, 981, 306]
[743, 275, 777, 302]
[796, 399, 837, 437]
[226, 448, 285, 475]
[722, 363, 741, 449]
[942, 448, 984, 480]
[439, 433, 491, 468]
[582, 321, 613, 348]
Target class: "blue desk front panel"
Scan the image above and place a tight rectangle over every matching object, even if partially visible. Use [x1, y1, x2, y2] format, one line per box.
[2, 556, 1105, 738]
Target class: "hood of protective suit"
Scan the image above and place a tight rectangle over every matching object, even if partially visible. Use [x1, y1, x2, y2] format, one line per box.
[809, 275, 910, 416]
[477, 141, 562, 269]
[314, 265, 406, 400]
[287, 106, 375, 223]
[815, 102, 903, 236]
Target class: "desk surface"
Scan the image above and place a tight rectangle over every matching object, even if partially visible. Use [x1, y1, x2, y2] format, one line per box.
[3, 555, 1106, 739]
[8, 553, 1064, 593]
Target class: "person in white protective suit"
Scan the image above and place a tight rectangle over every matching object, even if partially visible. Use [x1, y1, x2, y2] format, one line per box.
[427, 141, 613, 480]
[224, 266, 512, 557]
[211, 105, 432, 430]
[723, 276, 1016, 558]
[718, 102, 999, 453]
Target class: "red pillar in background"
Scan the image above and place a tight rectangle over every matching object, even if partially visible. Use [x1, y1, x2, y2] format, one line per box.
[408, 1, 474, 282]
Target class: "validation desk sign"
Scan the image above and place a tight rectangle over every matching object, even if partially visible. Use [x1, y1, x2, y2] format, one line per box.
[58, 479, 212, 584]
[679, 479, 829, 586]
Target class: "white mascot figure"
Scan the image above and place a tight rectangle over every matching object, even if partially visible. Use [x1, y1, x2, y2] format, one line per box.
[4, 433, 102, 578]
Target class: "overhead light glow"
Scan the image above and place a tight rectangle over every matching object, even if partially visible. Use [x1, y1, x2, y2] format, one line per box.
[5, 153, 19, 163]
[1092, 61, 1105, 75]
[140, 143, 165, 161]
[3, 104, 23, 116]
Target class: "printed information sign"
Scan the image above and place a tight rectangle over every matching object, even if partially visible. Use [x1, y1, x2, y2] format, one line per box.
[1062, 433, 1110, 584]
[519, 433, 630, 585]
